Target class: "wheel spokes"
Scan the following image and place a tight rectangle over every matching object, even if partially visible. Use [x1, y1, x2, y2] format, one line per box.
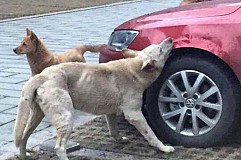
[176, 110, 187, 133]
[196, 111, 215, 128]
[166, 79, 183, 99]
[181, 71, 191, 92]
[191, 110, 199, 136]
[190, 73, 205, 96]
[159, 96, 184, 103]
[162, 108, 185, 120]
[158, 70, 222, 136]
[196, 101, 221, 111]
[198, 86, 218, 101]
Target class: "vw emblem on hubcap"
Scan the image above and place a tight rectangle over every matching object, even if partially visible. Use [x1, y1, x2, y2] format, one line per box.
[185, 99, 195, 108]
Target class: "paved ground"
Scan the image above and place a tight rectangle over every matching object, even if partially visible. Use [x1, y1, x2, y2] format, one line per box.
[0, 0, 180, 159]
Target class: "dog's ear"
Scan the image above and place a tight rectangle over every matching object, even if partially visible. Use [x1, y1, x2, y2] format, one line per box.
[26, 28, 31, 36]
[26, 28, 37, 41]
[30, 31, 38, 41]
[141, 56, 155, 71]
[122, 49, 138, 58]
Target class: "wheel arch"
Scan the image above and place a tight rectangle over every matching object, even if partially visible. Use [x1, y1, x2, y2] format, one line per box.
[168, 47, 241, 86]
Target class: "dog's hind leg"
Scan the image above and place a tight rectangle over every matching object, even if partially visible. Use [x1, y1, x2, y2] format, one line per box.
[123, 109, 174, 153]
[45, 108, 73, 160]
[41, 89, 74, 160]
[105, 113, 120, 140]
[54, 122, 73, 160]
[19, 104, 44, 159]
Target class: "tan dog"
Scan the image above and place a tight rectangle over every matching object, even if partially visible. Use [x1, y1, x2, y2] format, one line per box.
[13, 28, 103, 158]
[13, 28, 103, 75]
[15, 38, 174, 160]
[180, 0, 211, 5]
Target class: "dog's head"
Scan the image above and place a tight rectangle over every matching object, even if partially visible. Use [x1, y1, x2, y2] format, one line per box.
[13, 28, 39, 55]
[122, 38, 173, 72]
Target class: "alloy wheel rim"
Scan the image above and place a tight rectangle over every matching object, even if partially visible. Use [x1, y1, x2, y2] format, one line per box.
[158, 70, 222, 136]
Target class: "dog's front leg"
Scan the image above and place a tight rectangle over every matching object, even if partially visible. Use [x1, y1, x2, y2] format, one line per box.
[123, 109, 174, 153]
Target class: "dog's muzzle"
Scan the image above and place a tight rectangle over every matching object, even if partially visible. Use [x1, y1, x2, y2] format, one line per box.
[13, 48, 19, 54]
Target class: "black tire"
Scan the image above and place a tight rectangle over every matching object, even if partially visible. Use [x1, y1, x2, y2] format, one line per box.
[145, 53, 241, 147]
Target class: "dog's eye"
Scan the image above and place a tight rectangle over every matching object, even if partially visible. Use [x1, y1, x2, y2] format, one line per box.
[23, 42, 26, 46]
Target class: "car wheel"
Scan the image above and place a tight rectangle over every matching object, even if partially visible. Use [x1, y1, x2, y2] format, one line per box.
[145, 53, 241, 147]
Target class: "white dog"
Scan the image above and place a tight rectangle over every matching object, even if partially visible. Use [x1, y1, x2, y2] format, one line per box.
[14, 38, 174, 160]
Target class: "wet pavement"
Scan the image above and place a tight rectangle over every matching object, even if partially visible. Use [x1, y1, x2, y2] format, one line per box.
[0, 0, 180, 159]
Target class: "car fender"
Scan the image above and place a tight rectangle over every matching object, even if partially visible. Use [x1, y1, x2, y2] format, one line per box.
[173, 26, 241, 82]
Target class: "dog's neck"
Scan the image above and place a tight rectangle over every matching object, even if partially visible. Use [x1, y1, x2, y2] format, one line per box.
[105, 58, 162, 89]
[135, 59, 161, 88]
[26, 39, 54, 75]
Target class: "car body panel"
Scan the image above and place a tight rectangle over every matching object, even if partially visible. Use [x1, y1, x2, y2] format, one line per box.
[100, 0, 241, 81]
[115, 0, 240, 31]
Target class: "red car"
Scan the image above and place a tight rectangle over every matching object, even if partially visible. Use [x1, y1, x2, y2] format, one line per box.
[99, 0, 241, 147]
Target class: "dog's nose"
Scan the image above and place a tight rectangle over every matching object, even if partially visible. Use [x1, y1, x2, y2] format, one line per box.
[166, 37, 173, 44]
[13, 48, 17, 53]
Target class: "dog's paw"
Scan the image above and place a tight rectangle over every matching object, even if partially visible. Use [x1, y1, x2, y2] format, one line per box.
[161, 145, 174, 153]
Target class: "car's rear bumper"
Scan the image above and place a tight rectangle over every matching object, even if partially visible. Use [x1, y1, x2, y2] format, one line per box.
[99, 45, 124, 63]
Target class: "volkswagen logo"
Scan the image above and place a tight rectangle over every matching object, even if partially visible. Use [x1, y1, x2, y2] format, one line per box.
[185, 99, 195, 108]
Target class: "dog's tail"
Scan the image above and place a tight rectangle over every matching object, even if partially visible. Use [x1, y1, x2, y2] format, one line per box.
[14, 75, 47, 147]
[75, 44, 105, 54]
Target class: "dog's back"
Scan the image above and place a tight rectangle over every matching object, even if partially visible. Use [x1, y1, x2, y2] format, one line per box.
[36, 59, 147, 115]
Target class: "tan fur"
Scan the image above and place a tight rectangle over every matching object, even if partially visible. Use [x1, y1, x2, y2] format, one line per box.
[13, 28, 103, 75]
[15, 38, 174, 160]
[13, 28, 104, 158]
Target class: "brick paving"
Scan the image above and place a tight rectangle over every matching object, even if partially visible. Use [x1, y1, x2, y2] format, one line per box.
[0, 0, 180, 159]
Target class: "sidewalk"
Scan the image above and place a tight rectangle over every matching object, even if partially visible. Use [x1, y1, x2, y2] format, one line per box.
[0, 0, 180, 159]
